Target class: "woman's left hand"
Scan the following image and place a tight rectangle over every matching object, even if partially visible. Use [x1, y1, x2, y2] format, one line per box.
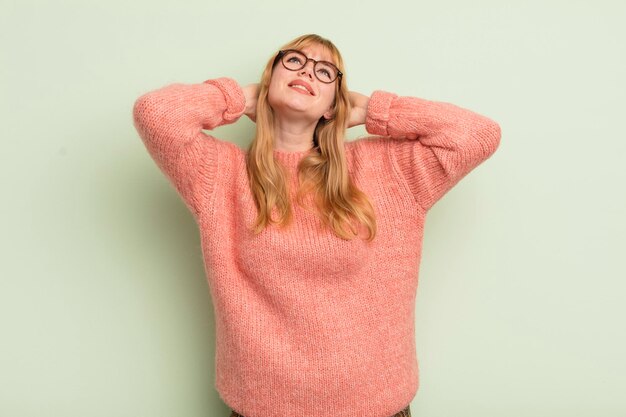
[347, 91, 370, 128]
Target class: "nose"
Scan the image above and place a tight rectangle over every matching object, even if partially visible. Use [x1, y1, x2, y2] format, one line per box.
[298, 59, 315, 79]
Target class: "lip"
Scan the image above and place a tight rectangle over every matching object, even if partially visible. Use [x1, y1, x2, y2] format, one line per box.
[288, 79, 315, 96]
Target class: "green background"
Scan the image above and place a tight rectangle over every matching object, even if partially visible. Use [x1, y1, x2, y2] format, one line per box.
[1, 0, 625, 416]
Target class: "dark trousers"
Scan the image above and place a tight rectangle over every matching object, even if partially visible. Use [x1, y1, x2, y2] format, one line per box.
[230, 404, 411, 417]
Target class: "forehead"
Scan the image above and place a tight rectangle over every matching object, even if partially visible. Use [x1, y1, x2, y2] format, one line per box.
[297, 44, 334, 63]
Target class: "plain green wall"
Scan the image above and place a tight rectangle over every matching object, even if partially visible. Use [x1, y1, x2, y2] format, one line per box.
[1, 0, 625, 416]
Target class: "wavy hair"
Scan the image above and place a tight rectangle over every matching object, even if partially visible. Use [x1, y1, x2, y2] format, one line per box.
[246, 34, 377, 241]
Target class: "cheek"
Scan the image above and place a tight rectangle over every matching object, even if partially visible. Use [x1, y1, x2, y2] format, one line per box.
[267, 69, 288, 104]
[321, 87, 336, 108]
[267, 77, 281, 106]
[267, 83, 276, 105]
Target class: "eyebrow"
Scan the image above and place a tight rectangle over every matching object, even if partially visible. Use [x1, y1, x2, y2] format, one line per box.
[297, 50, 336, 66]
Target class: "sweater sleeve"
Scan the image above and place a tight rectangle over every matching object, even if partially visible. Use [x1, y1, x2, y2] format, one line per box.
[132, 77, 245, 218]
[365, 90, 501, 212]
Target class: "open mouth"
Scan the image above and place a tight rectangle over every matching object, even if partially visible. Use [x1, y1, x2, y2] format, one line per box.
[288, 81, 314, 95]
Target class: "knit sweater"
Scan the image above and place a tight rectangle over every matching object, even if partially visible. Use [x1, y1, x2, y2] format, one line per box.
[132, 77, 501, 417]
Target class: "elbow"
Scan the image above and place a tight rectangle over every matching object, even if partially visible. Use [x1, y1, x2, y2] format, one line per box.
[132, 83, 187, 131]
[478, 120, 501, 158]
[132, 94, 151, 124]
[491, 121, 502, 153]
[132, 93, 160, 135]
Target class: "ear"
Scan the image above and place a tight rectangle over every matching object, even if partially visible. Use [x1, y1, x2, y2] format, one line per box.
[323, 107, 335, 120]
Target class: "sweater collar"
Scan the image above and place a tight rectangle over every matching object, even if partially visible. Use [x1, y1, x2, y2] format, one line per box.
[273, 147, 313, 167]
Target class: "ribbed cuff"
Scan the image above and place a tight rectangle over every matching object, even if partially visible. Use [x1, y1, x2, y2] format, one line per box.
[203, 77, 246, 122]
[365, 90, 397, 136]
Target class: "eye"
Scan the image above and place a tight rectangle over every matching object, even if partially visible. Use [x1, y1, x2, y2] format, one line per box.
[284, 51, 306, 64]
[317, 68, 331, 80]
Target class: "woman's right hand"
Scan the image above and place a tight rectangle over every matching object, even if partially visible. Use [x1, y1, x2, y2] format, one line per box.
[347, 91, 370, 128]
[242, 83, 260, 122]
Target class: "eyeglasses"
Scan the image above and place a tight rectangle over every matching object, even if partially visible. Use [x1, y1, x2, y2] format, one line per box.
[276, 49, 343, 84]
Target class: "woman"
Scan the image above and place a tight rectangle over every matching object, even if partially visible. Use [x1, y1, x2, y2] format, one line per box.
[132, 33, 500, 417]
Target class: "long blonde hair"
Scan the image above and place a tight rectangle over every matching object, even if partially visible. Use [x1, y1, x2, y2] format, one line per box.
[246, 34, 377, 241]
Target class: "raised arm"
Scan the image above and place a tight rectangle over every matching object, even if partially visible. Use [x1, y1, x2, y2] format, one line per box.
[363, 90, 501, 212]
[131, 77, 246, 218]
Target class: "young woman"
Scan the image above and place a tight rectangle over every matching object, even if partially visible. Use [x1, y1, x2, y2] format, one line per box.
[132, 33, 501, 417]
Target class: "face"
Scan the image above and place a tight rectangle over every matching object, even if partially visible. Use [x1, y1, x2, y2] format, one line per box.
[267, 44, 337, 122]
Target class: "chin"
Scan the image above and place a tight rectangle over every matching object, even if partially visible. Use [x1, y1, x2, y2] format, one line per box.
[269, 88, 322, 118]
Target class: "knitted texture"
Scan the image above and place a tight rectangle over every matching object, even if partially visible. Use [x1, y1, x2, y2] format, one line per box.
[132, 77, 501, 417]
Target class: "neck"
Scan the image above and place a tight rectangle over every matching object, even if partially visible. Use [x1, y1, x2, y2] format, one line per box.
[273, 113, 318, 152]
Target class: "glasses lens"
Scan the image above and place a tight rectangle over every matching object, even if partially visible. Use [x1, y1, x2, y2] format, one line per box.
[315, 62, 337, 83]
[282, 50, 306, 71]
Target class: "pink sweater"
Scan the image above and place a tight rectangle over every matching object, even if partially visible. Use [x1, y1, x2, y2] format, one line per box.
[132, 77, 501, 417]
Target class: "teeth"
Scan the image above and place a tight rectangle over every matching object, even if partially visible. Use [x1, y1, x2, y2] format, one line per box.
[291, 84, 310, 94]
